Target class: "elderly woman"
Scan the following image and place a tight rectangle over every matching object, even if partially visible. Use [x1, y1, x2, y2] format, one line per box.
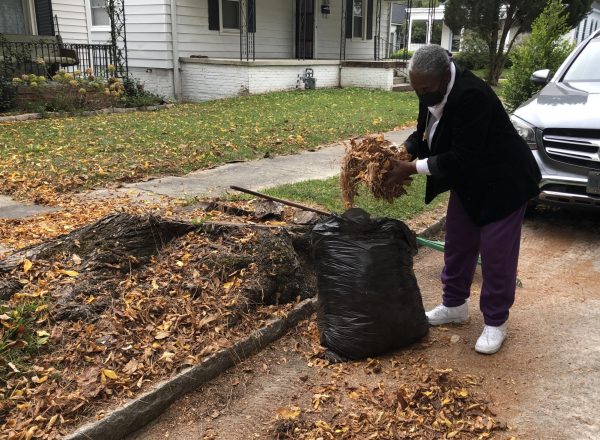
[387, 44, 541, 354]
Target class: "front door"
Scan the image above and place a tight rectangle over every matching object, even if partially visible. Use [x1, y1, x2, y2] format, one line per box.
[295, 0, 314, 59]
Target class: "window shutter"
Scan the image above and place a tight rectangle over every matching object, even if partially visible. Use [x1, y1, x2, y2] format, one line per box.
[345, 0, 352, 39]
[247, 0, 256, 33]
[34, 0, 55, 35]
[208, 0, 220, 31]
[366, 0, 374, 40]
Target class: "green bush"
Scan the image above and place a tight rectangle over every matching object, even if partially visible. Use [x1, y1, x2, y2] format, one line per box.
[0, 78, 17, 112]
[452, 31, 489, 70]
[503, 0, 575, 111]
[390, 49, 414, 59]
[120, 75, 164, 108]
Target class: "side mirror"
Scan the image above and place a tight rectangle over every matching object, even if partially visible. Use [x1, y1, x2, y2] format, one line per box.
[530, 69, 551, 86]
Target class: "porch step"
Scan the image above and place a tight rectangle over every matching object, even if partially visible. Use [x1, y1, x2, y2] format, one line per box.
[392, 83, 413, 92]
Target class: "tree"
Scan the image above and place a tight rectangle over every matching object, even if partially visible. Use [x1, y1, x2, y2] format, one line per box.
[444, 0, 592, 85]
[503, 0, 575, 111]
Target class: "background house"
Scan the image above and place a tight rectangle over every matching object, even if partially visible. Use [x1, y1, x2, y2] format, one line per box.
[567, 0, 600, 43]
[1, 0, 412, 101]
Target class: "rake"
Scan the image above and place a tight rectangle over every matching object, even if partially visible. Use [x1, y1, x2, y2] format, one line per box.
[229, 185, 454, 256]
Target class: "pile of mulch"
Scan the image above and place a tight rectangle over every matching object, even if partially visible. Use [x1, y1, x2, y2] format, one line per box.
[0, 200, 317, 439]
[340, 134, 412, 208]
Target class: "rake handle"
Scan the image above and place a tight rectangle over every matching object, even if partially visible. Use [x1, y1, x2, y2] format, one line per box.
[229, 186, 331, 216]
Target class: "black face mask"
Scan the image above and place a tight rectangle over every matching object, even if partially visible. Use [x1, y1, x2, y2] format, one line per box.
[417, 73, 448, 107]
[418, 89, 445, 107]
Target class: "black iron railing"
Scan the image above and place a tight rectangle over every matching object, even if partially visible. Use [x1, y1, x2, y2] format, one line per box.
[0, 38, 116, 80]
[375, 36, 403, 61]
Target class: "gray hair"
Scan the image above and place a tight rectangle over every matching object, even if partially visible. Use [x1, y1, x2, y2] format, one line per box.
[409, 44, 451, 77]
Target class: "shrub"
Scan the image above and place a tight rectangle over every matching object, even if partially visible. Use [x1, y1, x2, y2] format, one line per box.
[0, 78, 17, 112]
[12, 68, 127, 113]
[453, 31, 489, 70]
[119, 75, 164, 108]
[390, 49, 414, 59]
[503, 0, 575, 111]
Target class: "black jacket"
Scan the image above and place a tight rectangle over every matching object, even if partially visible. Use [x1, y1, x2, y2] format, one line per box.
[404, 65, 541, 226]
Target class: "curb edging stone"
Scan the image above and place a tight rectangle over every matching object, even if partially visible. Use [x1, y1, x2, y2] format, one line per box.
[65, 298, 316, 440]
[0, 104, 173, 123]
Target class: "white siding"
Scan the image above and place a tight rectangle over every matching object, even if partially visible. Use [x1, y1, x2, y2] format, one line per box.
[82, 0, 174, 70]
[317, 0, 389, 60]
[125, 0, 173, 69]
[176, 0, 294, 59]
[52, 0, 89, 43]
[175, 0, 386, 61]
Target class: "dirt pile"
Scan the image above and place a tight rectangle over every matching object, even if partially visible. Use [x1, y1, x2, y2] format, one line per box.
[0, 200, 318, 439]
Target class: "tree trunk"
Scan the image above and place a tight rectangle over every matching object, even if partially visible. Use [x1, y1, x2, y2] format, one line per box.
[488, 54, 505, 86]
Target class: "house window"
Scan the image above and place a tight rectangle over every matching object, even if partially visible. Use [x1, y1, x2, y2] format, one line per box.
[0, 0, 34, 34]
[221, 0, 240, 30]
[353, 0, 363, 38]
[90, 0, 110, 27]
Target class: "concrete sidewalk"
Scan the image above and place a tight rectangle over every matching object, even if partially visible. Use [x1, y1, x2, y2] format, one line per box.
[88, 128, 414, 201]
[1, 128, 414, 218]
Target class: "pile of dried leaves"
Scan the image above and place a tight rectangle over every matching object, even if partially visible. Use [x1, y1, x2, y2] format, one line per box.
[268, 321, 507, 440]
[0, 202, 315, 439]
[0, 193, 180, 255]
[340, 134, 412, 208]
[274, 368, 505, 439]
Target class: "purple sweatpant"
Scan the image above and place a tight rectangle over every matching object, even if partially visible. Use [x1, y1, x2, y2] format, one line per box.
[441, 192, 527, 326]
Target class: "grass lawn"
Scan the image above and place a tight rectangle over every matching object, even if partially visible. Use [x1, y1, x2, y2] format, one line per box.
[261, 175, 447, 221]
[471, 68, 509, 99]
[0, 88, 417, 200]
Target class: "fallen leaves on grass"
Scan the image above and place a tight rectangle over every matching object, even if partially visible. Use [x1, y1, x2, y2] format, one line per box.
[0, 91, 417, 201]
[340, 134, 412, 208]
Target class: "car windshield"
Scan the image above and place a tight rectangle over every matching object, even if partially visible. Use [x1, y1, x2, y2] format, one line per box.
[563, 40, 600, 82]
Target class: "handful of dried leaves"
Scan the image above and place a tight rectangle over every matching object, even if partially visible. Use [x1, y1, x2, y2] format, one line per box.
[340, 134, 412, 208]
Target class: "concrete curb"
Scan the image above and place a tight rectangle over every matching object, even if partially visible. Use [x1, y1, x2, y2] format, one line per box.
[0, 103, 173, 123]
[64, 214, 445, 440]
[65, 298, 317, 440]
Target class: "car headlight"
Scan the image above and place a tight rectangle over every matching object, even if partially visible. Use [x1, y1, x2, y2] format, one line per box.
[510, 115, 537, 150]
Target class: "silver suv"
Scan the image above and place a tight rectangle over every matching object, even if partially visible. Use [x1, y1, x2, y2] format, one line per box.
[510, 29, 600, 209]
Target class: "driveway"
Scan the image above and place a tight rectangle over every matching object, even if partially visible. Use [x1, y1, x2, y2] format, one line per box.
[128, 208, 600, 440]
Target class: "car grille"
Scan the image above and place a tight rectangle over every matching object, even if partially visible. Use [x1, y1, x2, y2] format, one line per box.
[542, 128, 600, 170]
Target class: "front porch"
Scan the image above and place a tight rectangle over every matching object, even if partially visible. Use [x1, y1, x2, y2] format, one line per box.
[179, 57, 404, 101]
[0, 0, 126, 81]
[0, 34, 117, 79]
[170, 0, 411, 101]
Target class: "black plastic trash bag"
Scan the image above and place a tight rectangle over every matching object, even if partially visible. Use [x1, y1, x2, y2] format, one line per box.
[311, 208, 428, 360]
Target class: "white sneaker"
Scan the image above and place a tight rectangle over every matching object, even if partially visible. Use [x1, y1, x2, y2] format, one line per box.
[425, 302, 469, 326]
[475, 323, 507, 354]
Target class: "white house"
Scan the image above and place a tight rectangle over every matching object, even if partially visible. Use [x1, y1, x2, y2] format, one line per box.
[1, 0, 406, 101]
[395, 1, 600, 55]
[568, 0, 600, 44]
